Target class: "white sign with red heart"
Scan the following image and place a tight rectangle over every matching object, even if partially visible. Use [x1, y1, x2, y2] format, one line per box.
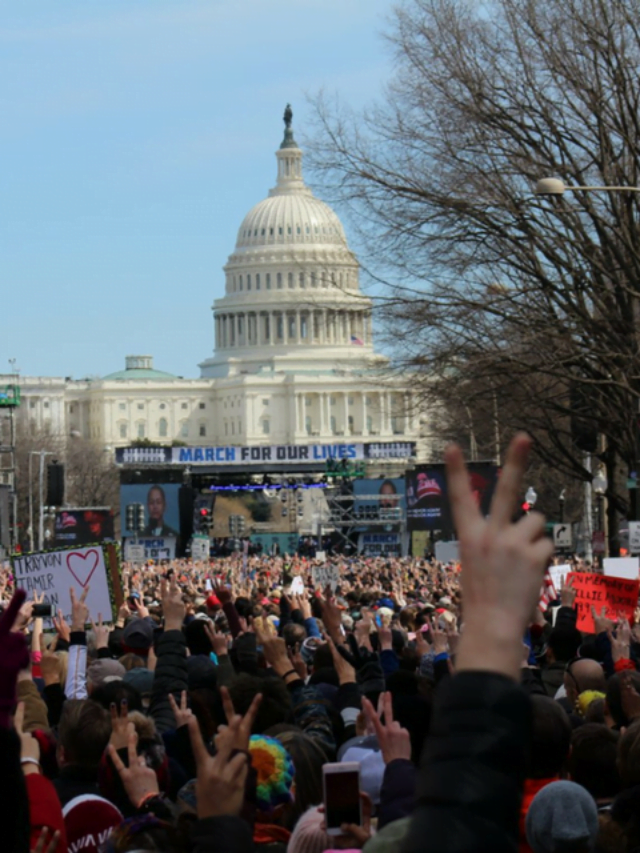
[13, 544, 114, 624]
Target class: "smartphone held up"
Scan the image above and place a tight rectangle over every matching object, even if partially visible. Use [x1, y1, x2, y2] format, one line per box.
[322, 762, 361, 836]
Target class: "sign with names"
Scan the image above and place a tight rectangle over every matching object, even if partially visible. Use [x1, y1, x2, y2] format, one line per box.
[13, 545, 114, 623]
[603, 557, 640, 581]
[312, 563, 340, 593]
[553, 524, 572, 549]
[567, 571, 640, 633]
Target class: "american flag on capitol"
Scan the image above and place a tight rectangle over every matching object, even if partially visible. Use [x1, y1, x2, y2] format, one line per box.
[350, 335, 364, 346]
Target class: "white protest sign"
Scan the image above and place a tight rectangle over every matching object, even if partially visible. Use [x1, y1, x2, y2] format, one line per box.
[603, 557, 640, 581]
[291, 576, 305, 595]
[312, 563, 340, 593]
[13, 545, 114, 623]
[549, 563, 572, 591]
[315, 550, 327, 563]
[127, 544, 145, 564]
[435, 541, 459, 564]
[629, 522, 640, 555]
[191, 537, 209, 560]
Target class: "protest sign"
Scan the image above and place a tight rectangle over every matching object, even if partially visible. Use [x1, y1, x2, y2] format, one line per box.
[549, 564, 572, 591]
[567, 571, 640, 634]
[603, 557, 639, 581]
[312, 563, 340, 593]
[435, 541, 459, 564]
[291, 576, 305, 595]
[13, 545, 117, 624]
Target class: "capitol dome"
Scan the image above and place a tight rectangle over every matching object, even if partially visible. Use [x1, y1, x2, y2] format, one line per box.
[199, 105, 377, 380]
[235, 192, 348, 251]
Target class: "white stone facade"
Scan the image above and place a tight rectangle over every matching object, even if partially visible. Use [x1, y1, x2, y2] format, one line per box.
[1, 111, 423, 454]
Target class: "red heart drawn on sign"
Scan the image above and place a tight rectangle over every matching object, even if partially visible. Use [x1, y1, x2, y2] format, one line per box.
[66, 549, 99, 588]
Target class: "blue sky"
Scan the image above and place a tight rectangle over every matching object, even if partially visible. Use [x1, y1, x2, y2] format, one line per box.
[0, 0, 393, 380]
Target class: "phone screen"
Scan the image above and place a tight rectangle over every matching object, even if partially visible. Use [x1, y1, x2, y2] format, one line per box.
[324, 770, 360, 830]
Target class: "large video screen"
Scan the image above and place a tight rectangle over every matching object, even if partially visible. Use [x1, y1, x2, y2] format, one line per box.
[53, 509, 115, 546]
[405, 463, 498, 532]
[353, 478, 406, 523]
[120, 483, 181, 538]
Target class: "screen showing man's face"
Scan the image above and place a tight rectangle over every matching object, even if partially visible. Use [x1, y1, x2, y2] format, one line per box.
[148, 489, 165, 523]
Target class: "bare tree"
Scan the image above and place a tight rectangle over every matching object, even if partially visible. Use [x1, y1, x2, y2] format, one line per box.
[307, 0, 640, 552]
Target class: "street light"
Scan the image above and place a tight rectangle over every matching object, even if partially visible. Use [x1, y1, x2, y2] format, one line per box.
[535, 178, 640, 196]
[536, 177, 640, 558]
[525, 486, 537, 509]
[592, 469, 608, 557]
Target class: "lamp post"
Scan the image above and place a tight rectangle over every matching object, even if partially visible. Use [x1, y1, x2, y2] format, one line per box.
[559, 489, 566, 523]
[536, 177, 640, 558]
[592, 469, 608, 559]
[525, 486, 537, 513]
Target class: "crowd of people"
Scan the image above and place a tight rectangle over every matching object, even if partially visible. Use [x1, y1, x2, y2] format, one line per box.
[2, 434, 640, 852]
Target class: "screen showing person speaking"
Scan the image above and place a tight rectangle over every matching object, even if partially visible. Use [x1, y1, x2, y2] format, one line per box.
[120, 483, 181, 538]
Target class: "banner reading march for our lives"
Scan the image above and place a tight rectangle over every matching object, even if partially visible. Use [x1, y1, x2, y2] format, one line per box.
[13, 545, 116, 624]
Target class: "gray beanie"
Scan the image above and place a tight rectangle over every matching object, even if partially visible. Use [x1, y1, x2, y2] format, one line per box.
[525, 781, 599, 853]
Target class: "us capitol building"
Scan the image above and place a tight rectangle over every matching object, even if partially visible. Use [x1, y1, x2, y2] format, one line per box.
[3, 108, 424, 456]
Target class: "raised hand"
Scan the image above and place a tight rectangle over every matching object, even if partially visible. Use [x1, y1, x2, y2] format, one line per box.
[52, 609, 71, 643]
[109, 698, 135, 751]
[161, 577, 185, 631]
[168, 690, 194, 729]
[361, 692, 411, 764]
[287, 642, 307, 680]
[317, 586, 343, 643]
[32, 827, 61, 853]
[448, 434, 554, 679]
[70, 586, 90, 632]
[608, 619, 631, 663]
[187, 712, 249, 819]
[90, 613, 110, 649]
[108, 729, 159, 808]
[560, 575, 577, 609]
[204, 621, 230, 657]
[219, 685, 262, 750]
[430, 619, 449, 656]
[40, 636, 63, 686]
[592, 605, 615, 636]
[254, 622, 292, 677]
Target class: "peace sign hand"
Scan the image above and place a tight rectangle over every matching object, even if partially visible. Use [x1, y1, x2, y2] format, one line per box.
[187, 712, 249, 819]
[108, 729, 159, 809]
[70, 586, 90, 632]
[219, 685, 262, 751]
[449, 433, 554, 680]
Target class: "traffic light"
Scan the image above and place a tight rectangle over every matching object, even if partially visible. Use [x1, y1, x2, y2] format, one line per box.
[229, 515, 237, 535]
[237, 515, 246, 535]
[46, 462, 64, 506]
[126, 504, 135, 531]
[521, 501, 531, 514]
[198, 506, 212, 533]
[136, 504, 145, 531]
